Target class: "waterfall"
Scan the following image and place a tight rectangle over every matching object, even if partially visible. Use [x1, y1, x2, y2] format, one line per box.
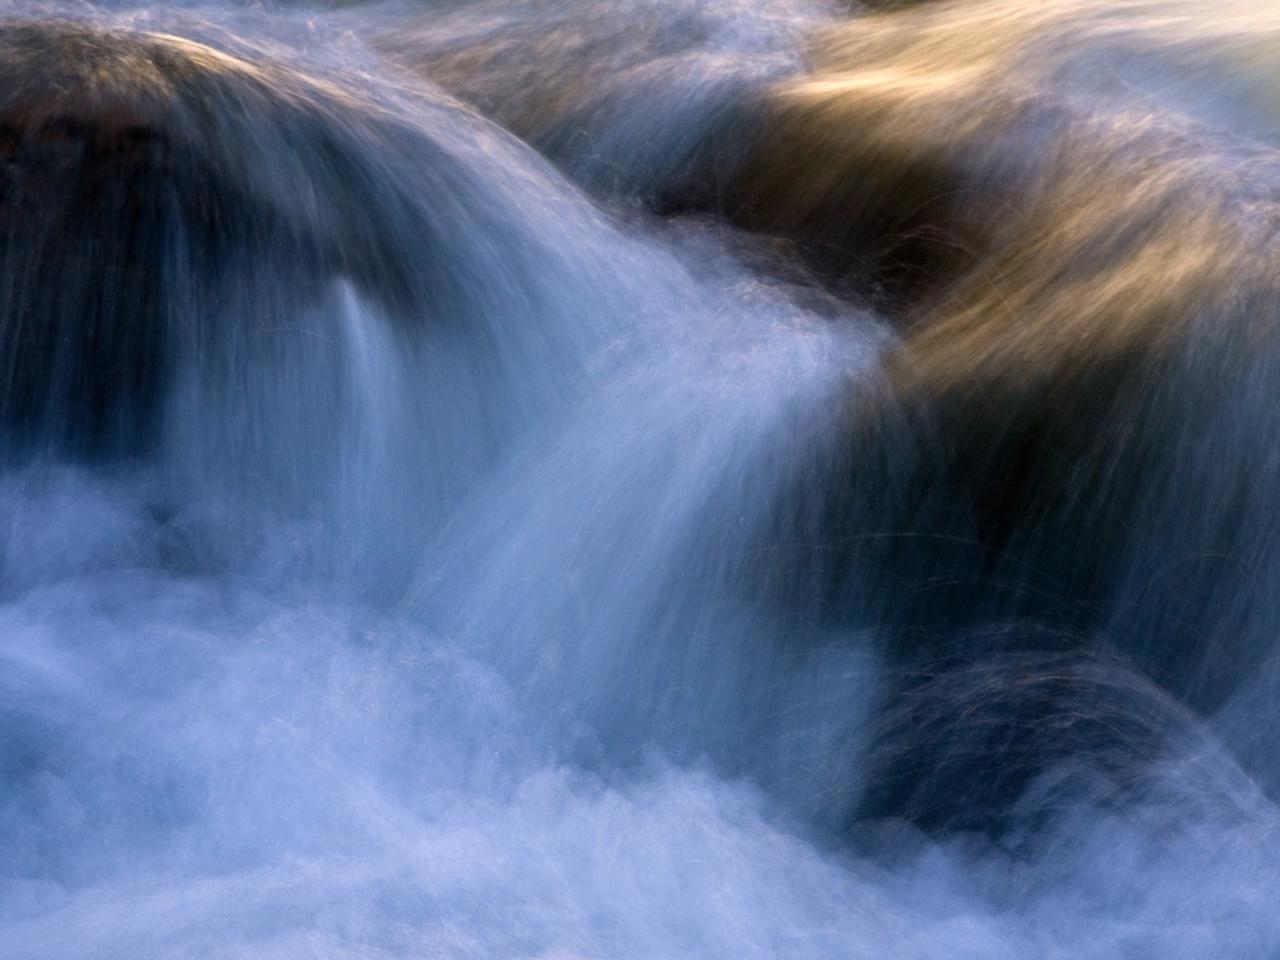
[4, 2, 1280, 957]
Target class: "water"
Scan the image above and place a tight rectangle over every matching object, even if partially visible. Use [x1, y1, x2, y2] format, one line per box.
[2, 1, 1280, 956]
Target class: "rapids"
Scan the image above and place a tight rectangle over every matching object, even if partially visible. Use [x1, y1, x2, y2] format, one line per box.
[3, 1, 1280, 956]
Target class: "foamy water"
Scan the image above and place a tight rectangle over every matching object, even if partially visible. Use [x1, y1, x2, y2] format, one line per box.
[3, 1, 1280, 957]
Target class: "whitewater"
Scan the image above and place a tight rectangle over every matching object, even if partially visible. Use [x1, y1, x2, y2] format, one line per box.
[3, 1, 1280, 956]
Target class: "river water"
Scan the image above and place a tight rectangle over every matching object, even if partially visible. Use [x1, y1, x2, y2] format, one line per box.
[3, 1, 1280, 956]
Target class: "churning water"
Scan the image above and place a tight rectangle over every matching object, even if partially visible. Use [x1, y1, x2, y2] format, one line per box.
[3, 0, 1280, 956]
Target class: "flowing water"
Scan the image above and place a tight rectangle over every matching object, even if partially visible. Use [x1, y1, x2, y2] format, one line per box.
[3, 0, 1280, 956]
